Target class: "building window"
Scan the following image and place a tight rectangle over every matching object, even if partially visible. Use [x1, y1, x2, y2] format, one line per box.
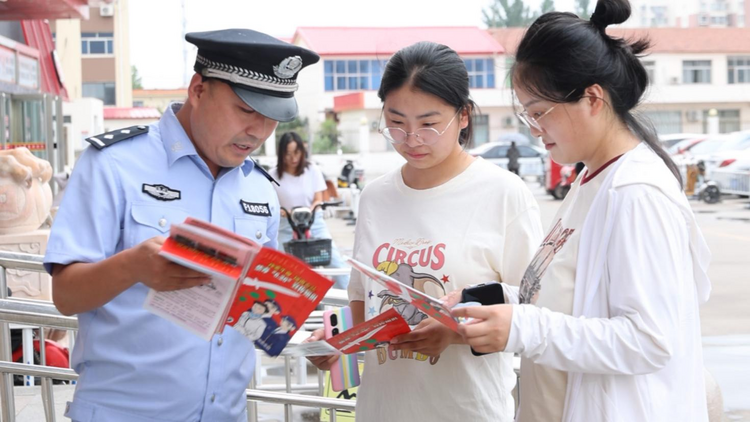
[643, 111, 683, 135]
[83, 82, 116, 105]
[642, 60, 656, 83]
[464, 58, 496, 89]
[81, 32, 114, 56]
[323, 59, 387, 92]
[682, 60, 712, 83]
[728, 56, 750, 83]
[472, 114, 490, 146]
[703, 109, 741, 133]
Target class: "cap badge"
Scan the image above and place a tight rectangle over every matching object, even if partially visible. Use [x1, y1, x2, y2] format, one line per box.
[273, 56, 303, 79]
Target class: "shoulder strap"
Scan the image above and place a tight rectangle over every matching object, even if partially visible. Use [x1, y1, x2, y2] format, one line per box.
[86, 125, 149, 150]
[251, 159, 280, 186]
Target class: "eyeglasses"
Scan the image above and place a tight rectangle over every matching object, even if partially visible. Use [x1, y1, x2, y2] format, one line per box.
[516, 89, 576, 131]
[378, 110, 461, 146]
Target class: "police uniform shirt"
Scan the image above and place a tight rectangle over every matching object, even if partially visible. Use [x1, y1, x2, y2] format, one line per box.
[44, 102, 279, 422]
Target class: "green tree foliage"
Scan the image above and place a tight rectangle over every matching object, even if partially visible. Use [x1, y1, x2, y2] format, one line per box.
[541, 0, 555, 13]
[131, 65, 143, 90]
[313, 118, 342, 154]
[483, 0, 536, 27]
[576, 0, 592, 20]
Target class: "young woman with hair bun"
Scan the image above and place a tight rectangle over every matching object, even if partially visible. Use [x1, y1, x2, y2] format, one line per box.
[453, 0, 712, 420]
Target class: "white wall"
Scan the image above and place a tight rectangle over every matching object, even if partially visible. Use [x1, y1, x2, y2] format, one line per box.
[62, 98, 104, 167]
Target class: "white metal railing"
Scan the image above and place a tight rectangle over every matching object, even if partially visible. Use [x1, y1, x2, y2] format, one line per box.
[711, 169, 750, 196]
[0, 251, 355, 422]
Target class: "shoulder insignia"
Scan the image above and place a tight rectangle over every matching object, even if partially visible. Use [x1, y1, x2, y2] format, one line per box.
[86, 125, 149, 150]
[251, 159, 280, 186]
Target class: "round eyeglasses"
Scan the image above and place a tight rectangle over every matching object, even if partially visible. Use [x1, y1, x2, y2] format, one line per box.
[378, 110, 461, 146]
[515, 89, 577, 132]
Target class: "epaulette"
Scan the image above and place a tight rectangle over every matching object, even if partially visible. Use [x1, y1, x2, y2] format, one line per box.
[86, 125, 149, 150]
[251, 159, 280, 186]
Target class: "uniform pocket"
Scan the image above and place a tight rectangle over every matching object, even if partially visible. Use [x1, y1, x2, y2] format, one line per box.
[129, 202, 191, 247]
[234, 216, 270, 246]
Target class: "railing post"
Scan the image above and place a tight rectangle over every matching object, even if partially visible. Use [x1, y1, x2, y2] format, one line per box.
[0, 267, 17, 422]
[284, 356, 292, 422]
[39, 327, 56, 422]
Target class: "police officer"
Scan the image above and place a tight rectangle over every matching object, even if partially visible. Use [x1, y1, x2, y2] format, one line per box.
[44, 29, 319, 422]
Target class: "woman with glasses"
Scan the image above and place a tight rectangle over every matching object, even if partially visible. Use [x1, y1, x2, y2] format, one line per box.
[452, 0, 712, 421]
[269, 131, 349, 288]
[307, 41, 543, 421]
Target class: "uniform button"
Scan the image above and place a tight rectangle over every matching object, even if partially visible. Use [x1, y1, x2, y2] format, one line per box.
[158, 218, 167, 228]
[211, 394, 216, 403]
[255, 231, 262, 239]
[217, 337, 223, 346]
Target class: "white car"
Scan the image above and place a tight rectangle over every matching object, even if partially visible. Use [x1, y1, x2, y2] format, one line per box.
[659, 133, 705, 149]
[701, 131, 750, 178]
[468, 142, 547, 180]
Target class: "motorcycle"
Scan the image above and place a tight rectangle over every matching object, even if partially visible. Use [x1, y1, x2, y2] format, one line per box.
[281, 201, 342, 267]
[337, 160, 364, 190]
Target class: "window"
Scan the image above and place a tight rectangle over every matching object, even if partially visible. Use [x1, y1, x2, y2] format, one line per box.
[642, 60, 655, 83]
[472, 114, 489, 146]
[518, 146, 541, 158]
[702, 109, 741, 133]
[487, 145, 509, 158]
[643, 111, 683, 134]
[682, 60, 712, 83]
[323, 59, 387, 92]
[83, 82, 116, 105]
[728, 56, 750, 83]
[711, 16, 727, 25]
[464, 58, 496, 89]
[81, 32, 114, 56]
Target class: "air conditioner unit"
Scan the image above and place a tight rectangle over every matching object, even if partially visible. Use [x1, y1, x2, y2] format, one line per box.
[669, 76, 680, 85]
[686, 110, 701, 122]
[502, 116, 515, 128]
[100, 4, 114, 17]
[370, 121, 379, 132]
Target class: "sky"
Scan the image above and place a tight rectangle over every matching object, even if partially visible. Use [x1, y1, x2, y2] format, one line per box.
[129, 0, 578, 89]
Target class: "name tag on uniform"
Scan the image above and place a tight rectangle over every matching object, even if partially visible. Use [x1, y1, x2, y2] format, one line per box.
[143, 184, 181, 201]
[240, 200, 271, 217]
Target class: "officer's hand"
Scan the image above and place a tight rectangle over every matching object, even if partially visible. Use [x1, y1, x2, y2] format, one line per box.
[131, 236, 212, 291]
[304, 328, 340, 370]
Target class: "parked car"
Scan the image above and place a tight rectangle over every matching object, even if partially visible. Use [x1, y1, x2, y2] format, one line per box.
[718, 149, 750, 172]
[673, 135, 728, 168]
[701, 131, 750, 178]
[659, 133, 705, 149]
[667, 136, 707, 156]
[468, 141, 546, 181]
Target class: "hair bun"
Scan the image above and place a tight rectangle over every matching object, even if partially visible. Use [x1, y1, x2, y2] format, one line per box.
[590, 0, 631, 30]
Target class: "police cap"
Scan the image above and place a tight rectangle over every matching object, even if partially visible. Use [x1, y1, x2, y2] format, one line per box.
[186, 29, 319, 122]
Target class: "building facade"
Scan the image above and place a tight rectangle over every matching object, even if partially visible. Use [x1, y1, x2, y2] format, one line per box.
[51, 0, 132, 107]
[291, 27, 513, 153]
[625, 0, 749, 28]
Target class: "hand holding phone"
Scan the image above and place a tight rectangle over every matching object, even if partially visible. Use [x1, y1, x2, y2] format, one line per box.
[323, 306, 361, 391]
[460, 282, 505, 356]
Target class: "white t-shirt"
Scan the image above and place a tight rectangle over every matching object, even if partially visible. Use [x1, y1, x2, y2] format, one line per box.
[269, 164, 327, 210]
[516, 156, 620, 422]
[348, 157, 543, 422]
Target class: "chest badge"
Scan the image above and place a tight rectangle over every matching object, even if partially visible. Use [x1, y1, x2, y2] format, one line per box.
[142, 184, 181, 201]
[240, 200, 271, 217]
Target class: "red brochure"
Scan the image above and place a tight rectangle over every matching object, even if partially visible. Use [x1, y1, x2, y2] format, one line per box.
[144, 217, 334, 357]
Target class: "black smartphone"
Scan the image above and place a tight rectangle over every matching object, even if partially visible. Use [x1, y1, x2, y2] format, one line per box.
[460, 282, 505, 356]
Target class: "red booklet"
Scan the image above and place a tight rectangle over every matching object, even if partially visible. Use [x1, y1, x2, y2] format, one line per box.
[144, 217, 334, 357]
[346, 257, 460, 332]
[281, 309, 411, 356]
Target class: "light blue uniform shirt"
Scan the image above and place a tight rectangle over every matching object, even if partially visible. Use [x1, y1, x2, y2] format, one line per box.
[44, 103, 279, 422]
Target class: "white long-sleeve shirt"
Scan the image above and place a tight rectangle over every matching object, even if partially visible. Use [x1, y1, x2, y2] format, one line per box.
[507, 143, 712, 422]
